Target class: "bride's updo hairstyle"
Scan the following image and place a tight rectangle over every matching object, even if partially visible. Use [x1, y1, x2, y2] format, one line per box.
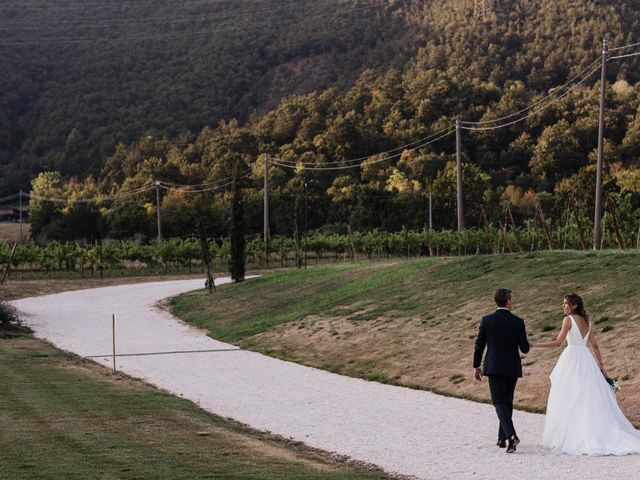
[564, 293, 589, 324]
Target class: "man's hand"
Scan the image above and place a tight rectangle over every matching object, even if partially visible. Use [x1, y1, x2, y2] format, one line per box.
[474, 367, 482, 382]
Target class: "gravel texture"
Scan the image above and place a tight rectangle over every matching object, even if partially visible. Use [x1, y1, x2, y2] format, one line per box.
[12, 279, 640, 479]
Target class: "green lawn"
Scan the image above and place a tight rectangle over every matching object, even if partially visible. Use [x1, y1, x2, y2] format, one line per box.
[171, 251, 640, 426]
[0, 333, 392, 480]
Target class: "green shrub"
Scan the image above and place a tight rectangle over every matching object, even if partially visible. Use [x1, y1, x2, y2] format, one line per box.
[0, 300, 19, 324]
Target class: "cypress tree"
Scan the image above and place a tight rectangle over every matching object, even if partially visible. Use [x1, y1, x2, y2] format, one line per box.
[229, 161, 245, 282]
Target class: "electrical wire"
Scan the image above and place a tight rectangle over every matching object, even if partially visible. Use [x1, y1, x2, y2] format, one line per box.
[461, 63, 602, 131]
[24, 184, 155, 204]
[271, 127, 456, 170]
[609, 51, 640, 61]
[159, 171, 253, 192]
[158, 168, 252, 187]
[0, 193, 21, 203]
[272, 125, 455, 169]
[461, 57, 601, 126]
[608, 40, 640, 52]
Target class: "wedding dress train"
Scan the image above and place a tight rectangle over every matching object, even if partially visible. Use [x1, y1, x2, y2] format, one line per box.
[542, 315, 640, 455]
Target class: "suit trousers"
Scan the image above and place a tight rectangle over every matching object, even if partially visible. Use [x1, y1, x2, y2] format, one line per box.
[488, 375, 518, 440]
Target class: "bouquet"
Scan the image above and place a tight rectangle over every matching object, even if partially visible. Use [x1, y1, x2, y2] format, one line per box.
[605, 376, 621, 394]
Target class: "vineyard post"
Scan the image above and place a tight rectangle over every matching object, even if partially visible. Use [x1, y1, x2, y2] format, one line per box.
[593, 38, 608, 250]
[347, 224, 356, 261]
[562, 203, 571, 249]
[499, 221, 512, 253]
[1, 242, 17, 284]
[570, 198, 588, 250]
[507, 207, 522, 252]
[534, 196, 553, 250]
[605, 192, 625, 250]
[481, 207, 496, 254]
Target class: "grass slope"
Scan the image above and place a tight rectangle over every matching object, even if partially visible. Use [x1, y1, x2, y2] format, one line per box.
[171, 252, 640, 426]
[0, 332, 392, 480]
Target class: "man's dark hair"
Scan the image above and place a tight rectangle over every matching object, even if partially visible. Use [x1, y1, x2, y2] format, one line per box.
[494, 288, 512, 307]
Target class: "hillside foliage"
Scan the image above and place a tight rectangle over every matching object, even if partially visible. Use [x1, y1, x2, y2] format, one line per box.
[3, 0, 640, 240]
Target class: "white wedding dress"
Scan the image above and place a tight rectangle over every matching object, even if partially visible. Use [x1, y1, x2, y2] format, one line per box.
[542, 315, 640, 455]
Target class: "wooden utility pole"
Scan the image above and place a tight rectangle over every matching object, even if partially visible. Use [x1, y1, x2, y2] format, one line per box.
[263, 153, 270, 264]
[593, 38, 608, 250]
[155, 180, 162, 241]
[18, 190, 23, 243]
[455, 119, 464, 232]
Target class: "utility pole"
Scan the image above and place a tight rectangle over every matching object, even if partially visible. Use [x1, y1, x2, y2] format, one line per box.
[18, 189, 23, 243]
[456, 119, 464, 232]
[304, 178, 308, 269]
[428, 190, 433, 229]
[593, 38, 608, 250]
[263, 153, 270, 264]
[155, 180, 162, 241]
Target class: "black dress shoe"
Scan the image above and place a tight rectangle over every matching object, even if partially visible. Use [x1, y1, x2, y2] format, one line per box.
[497, 439, 506, 448]
[506, 435, 520, 453]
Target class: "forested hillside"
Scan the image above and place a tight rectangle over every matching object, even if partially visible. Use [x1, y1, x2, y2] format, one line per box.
[3, 0, 640, 243]
[0, 0, 418, 192]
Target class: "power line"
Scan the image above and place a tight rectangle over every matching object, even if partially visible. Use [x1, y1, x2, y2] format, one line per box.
[271, 127, 456, 170]
[608, 40, 640, 52]
[272, 125, 456, 169]
[461, 63, 602, 131]
[609, 51, 640, 61]
[461, 57, 601, 126]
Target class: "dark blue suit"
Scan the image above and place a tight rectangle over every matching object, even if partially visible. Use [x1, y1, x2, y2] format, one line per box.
[473, 308, 530, 440]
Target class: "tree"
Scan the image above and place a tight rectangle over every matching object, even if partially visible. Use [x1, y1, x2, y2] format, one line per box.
[229, 162, 245, 282]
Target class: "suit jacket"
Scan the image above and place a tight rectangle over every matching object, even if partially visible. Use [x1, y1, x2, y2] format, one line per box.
[473, 308, 530, 377]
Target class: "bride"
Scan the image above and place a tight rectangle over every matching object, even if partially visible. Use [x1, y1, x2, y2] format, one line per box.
[533, 293, 640, 455]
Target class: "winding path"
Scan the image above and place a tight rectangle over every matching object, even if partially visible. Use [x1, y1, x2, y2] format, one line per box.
[12, 279, 640, 479]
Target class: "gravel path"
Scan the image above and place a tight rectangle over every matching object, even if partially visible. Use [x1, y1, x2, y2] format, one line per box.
[12, 279, 640, 479]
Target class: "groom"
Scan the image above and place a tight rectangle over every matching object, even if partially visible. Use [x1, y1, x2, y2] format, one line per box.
[473, 288, 530, 453]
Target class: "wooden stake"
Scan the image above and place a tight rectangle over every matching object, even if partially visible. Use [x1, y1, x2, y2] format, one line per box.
[570, 198, 588, 251]
[423, 224, 436, 257]
[506, 207, 522, 252]
[481, 207, 496, 254]
[499, 221, 512, 253]
[536, 202, 553, 250]
[605, 192, 625, 250]
[112, 314, 116, 372]
[347, 224, 357, 261]
[1, 243, 17, 284]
